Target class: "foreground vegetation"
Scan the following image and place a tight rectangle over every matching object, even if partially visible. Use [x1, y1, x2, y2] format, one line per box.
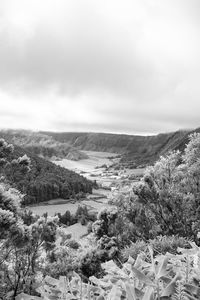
[16, 242, 200, 299]
[1, 133, 200, 299]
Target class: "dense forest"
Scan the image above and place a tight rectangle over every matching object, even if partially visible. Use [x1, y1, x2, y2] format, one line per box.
[2, 133, 200, 299]
[1, 140, 94, 205]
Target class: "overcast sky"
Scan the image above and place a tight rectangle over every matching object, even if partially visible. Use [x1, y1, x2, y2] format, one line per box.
[0, 0, 200, 135]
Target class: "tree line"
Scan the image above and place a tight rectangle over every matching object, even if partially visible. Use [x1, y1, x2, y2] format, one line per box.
[3, 141, 94, 205]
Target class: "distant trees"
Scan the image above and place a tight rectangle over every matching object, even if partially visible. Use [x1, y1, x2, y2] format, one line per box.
[56, 205, 96, 227]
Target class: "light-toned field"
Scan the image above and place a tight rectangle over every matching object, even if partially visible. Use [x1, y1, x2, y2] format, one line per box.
[62, 223, 88, 240]
[29, 151, 144, 217]
[29, 188, 112, 217]
[53, 151, 119, 173]
[28, 151, 145, 241]
[30, 201, 81, 216]
[29, 197, 111, 217]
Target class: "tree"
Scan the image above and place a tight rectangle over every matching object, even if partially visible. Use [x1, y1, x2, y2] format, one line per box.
[111, 133, 200, 242]
[0, 139, 59, 299]
[92, 207, 118, 239]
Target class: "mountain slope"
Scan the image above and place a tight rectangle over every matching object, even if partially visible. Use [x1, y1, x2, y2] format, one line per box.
[1, 140, 94, 205]
[0, 130, 88, 160]
[1, 127, 197, 168]
[42, 129, 193, 165]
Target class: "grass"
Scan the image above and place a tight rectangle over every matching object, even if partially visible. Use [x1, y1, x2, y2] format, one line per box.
[62, 223, 88, 240]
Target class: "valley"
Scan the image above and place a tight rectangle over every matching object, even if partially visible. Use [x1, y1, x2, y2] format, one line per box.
[2, 130, 200, 300]
[28, 150, 144, 239]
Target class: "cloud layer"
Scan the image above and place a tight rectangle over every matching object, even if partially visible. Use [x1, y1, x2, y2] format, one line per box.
[0, 0, 200, 134]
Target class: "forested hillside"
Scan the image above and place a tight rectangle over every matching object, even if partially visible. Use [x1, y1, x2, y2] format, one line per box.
[2, 141, 93, 205]
[42, 128, 193, 165]
[1, 127, 199, 167]
[0, 130, 88, 160]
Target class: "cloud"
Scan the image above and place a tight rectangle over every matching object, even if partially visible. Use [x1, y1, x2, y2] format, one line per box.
[0, 0, 200, 134]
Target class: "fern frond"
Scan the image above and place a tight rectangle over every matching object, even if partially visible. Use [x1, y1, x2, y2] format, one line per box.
[172, 281, 189, 300]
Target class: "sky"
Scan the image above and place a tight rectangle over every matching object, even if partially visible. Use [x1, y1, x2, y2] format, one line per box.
[0, 0, 200, 135]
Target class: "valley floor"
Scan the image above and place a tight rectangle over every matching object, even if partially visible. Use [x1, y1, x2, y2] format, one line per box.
[28, 150, 144, 239]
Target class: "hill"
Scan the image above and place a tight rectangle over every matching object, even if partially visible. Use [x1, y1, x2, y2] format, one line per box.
[0, 130, 88, 161]
[41, 129, 193, 166]
[0, 140, 94, 205]
[1, 127, 198, 167]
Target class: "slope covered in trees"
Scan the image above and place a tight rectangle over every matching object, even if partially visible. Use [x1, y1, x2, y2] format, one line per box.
[3, 141, 94, 205]
[0, 130, 88, 160]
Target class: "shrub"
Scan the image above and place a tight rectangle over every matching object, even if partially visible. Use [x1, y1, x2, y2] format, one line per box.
[80, 215, 87, 225]
[122, 235, 190, 261]
[17, 242, 200, 300]
[87, 221, 93, 233]
[65, 239, 80, 249]
[79, 249, 104, 278]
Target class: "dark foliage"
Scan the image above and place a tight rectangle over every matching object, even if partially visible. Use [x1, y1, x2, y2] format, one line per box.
[0, 130, 88, 160]
[4, 144, 94, 205]
[56, 205, 97, 226]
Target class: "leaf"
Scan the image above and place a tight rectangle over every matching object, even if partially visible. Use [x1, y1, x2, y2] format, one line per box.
[107, 285, 122, 300]
[44, 275, 59, 286]
[97, 295, 105, 300]
[125, 282, 137, 300]
[135, 287, 144, 298]
[157, 256, 170, 278]
[89, 276, 112, 289]
[131, 265, 155, 286]
[161, 276, 172, 284]
[142, 286, 154, 300]
[127, 255, 135, 265]
[134, 254, 150, 269]
[161, 273, 182, 297]
[97, 296, 105, 300]
[15, 294, 41, 300]
[184, 283, 200, 297]
[101, 260, 126, 277]
[177, 247, 197, 256]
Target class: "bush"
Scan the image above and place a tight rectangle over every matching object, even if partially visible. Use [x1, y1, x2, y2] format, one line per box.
[122, 235, 190, 261]
[79, 250, 104, 278]
[66, 239, 80, 250]
[87, 221, 93, 234]
[80, 215, 87, 225]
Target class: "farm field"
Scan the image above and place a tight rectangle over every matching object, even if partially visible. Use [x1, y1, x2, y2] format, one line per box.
[62, 223, 88, 240]
[29, 151, 144, 218]
[53, 150, 120, 173]
[29, 194, 111, 217]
